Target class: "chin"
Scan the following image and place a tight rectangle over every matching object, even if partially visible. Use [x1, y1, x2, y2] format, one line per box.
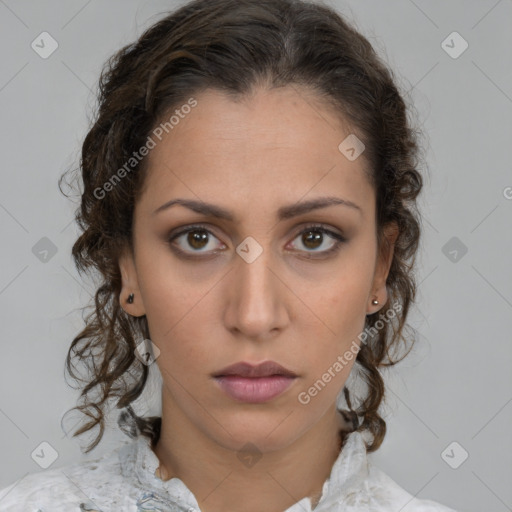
[204, 407, 310, 453]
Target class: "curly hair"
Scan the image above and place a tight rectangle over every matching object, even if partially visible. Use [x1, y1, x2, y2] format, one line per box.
[59, 0, 424, 454]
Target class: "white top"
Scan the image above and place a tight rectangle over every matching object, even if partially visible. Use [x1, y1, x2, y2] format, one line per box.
[0, 430, 457, 511]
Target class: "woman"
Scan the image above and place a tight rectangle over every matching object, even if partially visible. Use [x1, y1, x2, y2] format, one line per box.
[0, 0, 457, 510]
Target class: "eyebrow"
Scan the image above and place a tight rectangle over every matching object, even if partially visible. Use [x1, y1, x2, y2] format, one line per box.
[152, 196, 362, 221]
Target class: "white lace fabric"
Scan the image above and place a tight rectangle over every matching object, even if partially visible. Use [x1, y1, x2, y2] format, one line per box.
[0, 430, 457, 511]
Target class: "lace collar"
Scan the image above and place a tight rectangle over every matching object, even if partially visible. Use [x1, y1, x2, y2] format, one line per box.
[119, 429, 370, 511]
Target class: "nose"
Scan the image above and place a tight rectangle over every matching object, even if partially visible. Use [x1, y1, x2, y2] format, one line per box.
[223, 243, 289, 341]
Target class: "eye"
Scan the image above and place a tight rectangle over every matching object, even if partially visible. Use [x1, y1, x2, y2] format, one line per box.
[287, 224, 346, 257]
[168, 224, 225, 255]
[167, 223, 346, 259]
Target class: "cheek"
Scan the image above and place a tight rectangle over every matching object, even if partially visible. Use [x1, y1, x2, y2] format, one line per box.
[296, 268, 369, 387]
[145, 296, 214, 362]
[322, 241, 376, 329]
[138, 281, 219, 376]
[135, 245, 213, 338]
[307, 271, 370, 336]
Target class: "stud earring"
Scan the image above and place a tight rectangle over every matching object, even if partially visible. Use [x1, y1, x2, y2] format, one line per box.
[371, 298, 379, 305]
[127, 293, 134, 304]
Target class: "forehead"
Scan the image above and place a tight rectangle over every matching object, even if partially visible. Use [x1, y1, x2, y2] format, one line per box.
[138, 86, 374, 219]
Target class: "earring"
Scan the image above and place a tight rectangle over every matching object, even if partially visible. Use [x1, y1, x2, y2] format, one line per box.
[127, 293, 134, 304]
[371, 298, 379, 305]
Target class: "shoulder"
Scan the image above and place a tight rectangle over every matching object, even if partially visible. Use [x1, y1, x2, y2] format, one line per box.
[0, 440, 135, 512]
[364, 464, 458, 512]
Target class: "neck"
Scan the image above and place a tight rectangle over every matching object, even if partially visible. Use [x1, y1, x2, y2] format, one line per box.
[153, 392, 346, 512]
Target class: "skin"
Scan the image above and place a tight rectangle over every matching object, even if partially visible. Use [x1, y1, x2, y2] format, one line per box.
[118, 85, 398, 512]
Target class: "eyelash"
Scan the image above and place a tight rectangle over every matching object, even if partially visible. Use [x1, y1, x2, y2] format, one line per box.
[167, 223, 346, 259]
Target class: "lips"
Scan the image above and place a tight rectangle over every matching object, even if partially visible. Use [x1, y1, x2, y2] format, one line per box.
[213, 360, 297, 378]
[212, 361, 298, 403]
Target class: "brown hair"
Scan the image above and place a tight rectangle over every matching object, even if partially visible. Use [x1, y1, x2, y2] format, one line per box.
[59, 0, 424, 454]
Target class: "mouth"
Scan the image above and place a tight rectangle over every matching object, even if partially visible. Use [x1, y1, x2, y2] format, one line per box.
[213, 360, 297, 378]
[212, 361, 298, 403]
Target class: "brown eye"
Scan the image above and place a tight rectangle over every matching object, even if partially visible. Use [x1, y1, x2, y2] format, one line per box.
[302, 230, 324, 250]
[289, 225, 345, 255]
[187, 230, 209, 250]
[168, 226, 225, 255]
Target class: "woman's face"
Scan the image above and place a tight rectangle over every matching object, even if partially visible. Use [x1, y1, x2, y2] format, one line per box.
[119, 86, 396, 452]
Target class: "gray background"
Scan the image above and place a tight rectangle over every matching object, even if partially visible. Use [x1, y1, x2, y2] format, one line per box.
[0, 1, 511, 510]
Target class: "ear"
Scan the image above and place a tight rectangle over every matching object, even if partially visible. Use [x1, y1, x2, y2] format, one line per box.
[118, 243, 146, 318]
[367, 221, 399, 314]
